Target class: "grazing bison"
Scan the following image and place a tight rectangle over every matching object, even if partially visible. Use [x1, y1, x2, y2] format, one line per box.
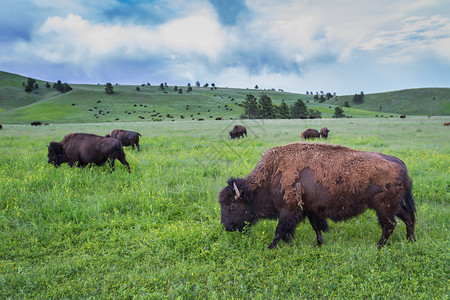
[106, 129, 141, 151]
[31, 121, 42, 126]
[47, 133, 130, 172]
[0, 124, 2, 130]
[400, 115, 406, 119]
[300, 128, 320, 139]
[444, 122, 450, 126]
[219, 143, 416, 249]
[230, 125, 247, 139]
[320, 127, 330, 139]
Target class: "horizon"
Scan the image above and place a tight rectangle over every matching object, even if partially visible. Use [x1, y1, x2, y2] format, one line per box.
[1, 1, 449, 95]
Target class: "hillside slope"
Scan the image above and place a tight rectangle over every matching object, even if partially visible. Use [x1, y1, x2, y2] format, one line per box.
[0, 71, 448, 124]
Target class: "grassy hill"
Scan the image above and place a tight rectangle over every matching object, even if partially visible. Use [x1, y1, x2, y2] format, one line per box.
[0, 70, 449, 124]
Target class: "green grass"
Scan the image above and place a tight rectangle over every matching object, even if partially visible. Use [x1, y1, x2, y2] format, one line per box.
[0, 117, 448, 298]
[1, 71, 450, 124]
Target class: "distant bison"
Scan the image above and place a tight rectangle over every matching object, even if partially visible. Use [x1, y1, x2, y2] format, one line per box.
[219, 143, 416, 249]
[300, 128, 320, 139]
[320, 127, 330, 139]
[106, 129, 142, 151]
[31, 121, 42, 126]
[444, 122, 450, 126]
[230, 125, 247, 139]
[47, 133, 130, 172]
[0, 124, 2, 130]
[400, 115, 406, 119]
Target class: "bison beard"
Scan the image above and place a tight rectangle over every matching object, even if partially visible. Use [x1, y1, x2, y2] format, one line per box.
[47, 133, 131, 172]
[218, 142, 416, 249]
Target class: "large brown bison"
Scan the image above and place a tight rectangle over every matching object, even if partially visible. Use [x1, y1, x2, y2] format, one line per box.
[31, 121, 42, 126]
[219, 143, 416, 249]
[300, 128, 320, 139]
[230, 125, 247, 139]
[106, 129, 141, 151]
[320, 127, 330, 139]
[47, 133, 131, 172]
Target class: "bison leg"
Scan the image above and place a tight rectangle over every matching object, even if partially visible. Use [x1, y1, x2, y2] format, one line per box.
[396, 206, 416, 242]
[376, 213, 397, 249]
[306, 212, 329, 246]
[108, 159, 116, 172]
[117, 153, 131, 173]
[268, 210, 303, 249]
[136, 142, 140, 152]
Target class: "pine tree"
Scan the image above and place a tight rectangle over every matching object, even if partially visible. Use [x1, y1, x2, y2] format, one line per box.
[259, 94, 274, 119]
[290, 98, 308, 118]
[278, 101, 290, 119]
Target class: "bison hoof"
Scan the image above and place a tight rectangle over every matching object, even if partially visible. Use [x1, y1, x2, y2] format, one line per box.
[268, 242, 278, 249]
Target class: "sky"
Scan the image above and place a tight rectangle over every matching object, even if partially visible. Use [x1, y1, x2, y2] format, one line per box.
[0, 0, 449, 95]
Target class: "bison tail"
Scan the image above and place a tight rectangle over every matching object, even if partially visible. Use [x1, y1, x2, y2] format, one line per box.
[137, 132, 142, 136]
[403, 188, 416, 223]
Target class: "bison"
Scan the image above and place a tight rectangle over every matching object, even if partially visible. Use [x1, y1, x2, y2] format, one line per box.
[31, 121, 42, 126]
[106, 129, 142, 151]
[219, 142, 416, 249]
[47, 133, 130, 172]
[300, 128, 320, 139]
[0, 124, 2, 130]
[444, 122, 450, 126]
[230, 125, 247, 139]
[320, 127, 330, 139]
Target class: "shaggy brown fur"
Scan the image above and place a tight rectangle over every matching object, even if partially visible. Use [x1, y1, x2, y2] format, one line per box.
[247, 143, 404, 206]
[47, 133, 130, 172]
[320, 127, 330, 139]
[444, 122, 450, 126]
[230, 125, 247, 139]
[107, 129, 141, 151]
[219, 142, 415, 249]
[300, 128, 320, 139]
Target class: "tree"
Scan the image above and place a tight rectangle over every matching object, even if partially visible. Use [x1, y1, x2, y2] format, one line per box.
[290, 98, 308, 118]
[136, 87, 141, 91]
[343, 101, 350, 108]
[278, 101, 290, 119]
[174, 86, 178, 91]
[242, 94, 260, 118]
[203, 83, 209, 88]
[195, 81, 200, 88]
[45, 82, 51, 88]
[211, 83, 215, 88]
[333, 106, 345, 118]
[61, 83, 72, 93]
[308, 109, 322, 119]
[159, 83, 165, 90]
[24, 78, 36, 93]
[187, 86, 193, 92]
[326, 92, 333, 100]
[353, 91, 364, 104]
[259, 94, 274, 119]
[254, 85, 259, 89]
[105, 83, 114, 94]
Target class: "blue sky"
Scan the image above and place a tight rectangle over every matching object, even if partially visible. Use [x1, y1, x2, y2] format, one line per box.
[0, 0, 449, 95]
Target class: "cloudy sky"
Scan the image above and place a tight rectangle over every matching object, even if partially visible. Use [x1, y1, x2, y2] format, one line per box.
[1, 0, 449, 94]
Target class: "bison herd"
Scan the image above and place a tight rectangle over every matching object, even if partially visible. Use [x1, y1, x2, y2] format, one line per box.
[47, 129, 140, 172]
[41, 120, 418, 249]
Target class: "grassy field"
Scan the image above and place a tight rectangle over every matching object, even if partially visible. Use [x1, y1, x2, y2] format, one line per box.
[0, 116, 448, 298]
[1, 70, 450, 124]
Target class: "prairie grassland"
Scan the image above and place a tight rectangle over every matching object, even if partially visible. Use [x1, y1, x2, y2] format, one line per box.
[0, 117, 448, 298]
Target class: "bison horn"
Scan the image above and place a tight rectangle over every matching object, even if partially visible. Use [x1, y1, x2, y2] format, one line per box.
[45, 144, 50, 148]
[233, 182, 241, 199]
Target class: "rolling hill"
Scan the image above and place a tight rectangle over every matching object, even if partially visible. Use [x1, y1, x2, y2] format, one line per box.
[0, 70, 448, 124]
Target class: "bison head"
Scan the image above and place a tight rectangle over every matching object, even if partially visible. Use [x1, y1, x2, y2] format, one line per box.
[218, 178, 254, 232]
[47, 142, 65, 167]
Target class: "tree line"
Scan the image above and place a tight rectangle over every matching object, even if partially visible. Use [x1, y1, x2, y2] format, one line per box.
[23, 78, 72, 93]
[241, 94, 322, 119]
